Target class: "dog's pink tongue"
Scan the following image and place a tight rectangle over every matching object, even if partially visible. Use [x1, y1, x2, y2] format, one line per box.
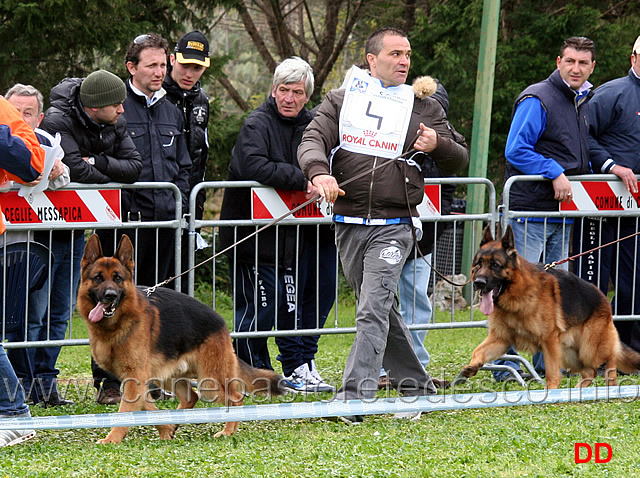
[89, 303, 104, 323]
[480, 290, 495, 316]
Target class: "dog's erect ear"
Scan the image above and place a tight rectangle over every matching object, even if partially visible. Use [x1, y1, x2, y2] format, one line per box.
[114, 234, 135, 273]
[82, 234, 103, 268]
[502, 225, 518, 257]
[479, 224, 495, 247]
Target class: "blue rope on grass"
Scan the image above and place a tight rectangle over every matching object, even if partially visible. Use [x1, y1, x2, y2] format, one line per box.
[1, 385, 639, 430]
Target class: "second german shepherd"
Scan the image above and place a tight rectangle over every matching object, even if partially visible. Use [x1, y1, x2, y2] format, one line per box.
[456, 225, 640, 389]
[77, 234, 284, 444]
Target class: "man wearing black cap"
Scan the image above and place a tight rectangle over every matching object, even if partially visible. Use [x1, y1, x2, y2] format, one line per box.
[163, 31, 211, 291]
[39, 69, 143, 405]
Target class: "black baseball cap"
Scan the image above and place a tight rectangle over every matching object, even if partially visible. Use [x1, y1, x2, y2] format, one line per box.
[175, 31, 210, 67]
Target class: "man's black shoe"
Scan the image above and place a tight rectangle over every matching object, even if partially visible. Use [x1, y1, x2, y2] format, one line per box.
[96, 387, 121, 405]
[41, 393, 74, 407]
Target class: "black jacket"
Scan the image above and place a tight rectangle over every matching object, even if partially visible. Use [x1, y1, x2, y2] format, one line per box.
[415, 81, 464, 254]
[163, 67, 210, 219]
[40, 77, 142, 184]
[219, 95, 313, 267]
[122, 81, 191, 221]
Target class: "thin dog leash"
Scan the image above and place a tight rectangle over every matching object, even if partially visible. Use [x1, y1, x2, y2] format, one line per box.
[144, 131, 424, 295]
[544, 229, 640, 270]
[417, 224, 640, 283]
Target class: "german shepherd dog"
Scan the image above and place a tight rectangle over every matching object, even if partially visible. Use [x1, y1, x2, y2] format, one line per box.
[456, 225, 640, 389]
[77, 234, 284, 444]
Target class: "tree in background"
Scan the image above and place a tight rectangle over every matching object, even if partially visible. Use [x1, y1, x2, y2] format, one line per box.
[409, 0, 640, 187]
[188, 0, 370, 107]
[0, 0, 193, 96]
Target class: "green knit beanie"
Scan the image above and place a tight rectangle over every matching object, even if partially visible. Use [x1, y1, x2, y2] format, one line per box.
[80, 70, 126, 108]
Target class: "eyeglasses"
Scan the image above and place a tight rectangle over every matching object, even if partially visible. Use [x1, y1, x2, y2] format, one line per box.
[133, 34, 151, 45]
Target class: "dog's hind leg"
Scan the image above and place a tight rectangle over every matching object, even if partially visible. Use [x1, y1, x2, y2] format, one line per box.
[212, 373, 247, 438]
[603, 365, 618, 387]
[174, 377, 199, 409]
[211, 386, 243, 438]
[577, 368, 597, 388]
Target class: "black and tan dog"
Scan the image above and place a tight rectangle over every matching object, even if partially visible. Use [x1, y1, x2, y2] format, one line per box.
[77, 234, 283, 444]
[456, 225, 640, 389]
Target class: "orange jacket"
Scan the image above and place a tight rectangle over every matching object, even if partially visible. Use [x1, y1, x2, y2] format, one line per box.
[0, 96, 45, 233]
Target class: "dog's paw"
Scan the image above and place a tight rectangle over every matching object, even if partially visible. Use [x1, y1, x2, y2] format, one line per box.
[96, 436, 121, 445]
[158, 424, 177, 440]
[451, 366, 479, 387]
[461, 365, 480, 377]
[214, 421, 239, 438]
[213, 430, 233, 439]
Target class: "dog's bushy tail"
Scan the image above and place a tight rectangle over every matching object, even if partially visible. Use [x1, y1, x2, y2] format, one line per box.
[236, 358, 284, 396]
[616, 343, 640, 374]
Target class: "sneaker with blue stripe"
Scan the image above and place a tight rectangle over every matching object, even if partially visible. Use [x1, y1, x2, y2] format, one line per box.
[281, 363, 335, 394]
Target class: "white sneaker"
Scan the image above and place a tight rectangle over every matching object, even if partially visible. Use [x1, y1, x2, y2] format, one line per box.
[393, 411, 423, 420]
[281, 363, 314, 394]
[309, 360, 336, 393]
[281, 363, 335, 394]
[0, 427, 36, 447]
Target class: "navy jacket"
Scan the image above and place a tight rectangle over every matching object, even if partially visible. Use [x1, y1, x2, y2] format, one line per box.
[219, 95, 313, 267]
[588, 69, 640, 173]
[163, 67, 210, 219]
[122, 81, 191, 221]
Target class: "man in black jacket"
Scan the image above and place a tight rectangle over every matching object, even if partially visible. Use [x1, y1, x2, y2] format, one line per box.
[163, 31, 210, 291]
[99, 33, 191, 289]
[39, 69, 143, 405]
[219, 57, 336, 394]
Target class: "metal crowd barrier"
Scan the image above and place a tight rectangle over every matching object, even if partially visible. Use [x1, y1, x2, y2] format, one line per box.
[1, 181, 183, 348]
[7, 174, 637, 349]
[189, 178, 497, 340]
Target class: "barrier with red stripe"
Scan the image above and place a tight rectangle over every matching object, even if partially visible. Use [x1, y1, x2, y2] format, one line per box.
[251, 185, 441, 219]
[560, 181, 640, 211]
[1, 189, 121, 225]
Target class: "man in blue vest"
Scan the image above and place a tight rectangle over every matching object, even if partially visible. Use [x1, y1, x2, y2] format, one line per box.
[495, 36, 596, 381]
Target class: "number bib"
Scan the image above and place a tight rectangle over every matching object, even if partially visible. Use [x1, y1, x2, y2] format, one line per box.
[338, 66, 414, 159]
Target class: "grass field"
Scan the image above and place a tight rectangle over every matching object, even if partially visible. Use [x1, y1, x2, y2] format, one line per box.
[2, 299, 640, 478]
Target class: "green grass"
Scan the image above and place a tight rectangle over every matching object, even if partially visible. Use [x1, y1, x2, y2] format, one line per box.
[2, 302, 640, 477]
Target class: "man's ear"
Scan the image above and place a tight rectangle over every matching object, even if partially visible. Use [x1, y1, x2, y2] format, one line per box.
[126, 61, 136, 76]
